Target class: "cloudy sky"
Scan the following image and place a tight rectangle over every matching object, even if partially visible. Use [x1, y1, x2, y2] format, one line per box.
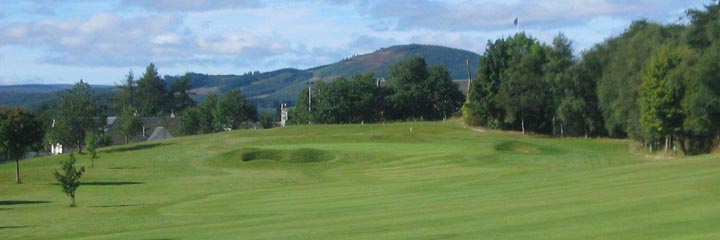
[0, 0, 712, 85]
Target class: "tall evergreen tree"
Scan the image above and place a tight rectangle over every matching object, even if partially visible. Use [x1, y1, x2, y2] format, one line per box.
[169, 73, 196, 113]
[136, 63, 168, 116]
[115, 70, 137, 112]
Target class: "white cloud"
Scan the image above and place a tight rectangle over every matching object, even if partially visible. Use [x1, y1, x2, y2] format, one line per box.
[0, 0, 713, 85]
[120, 0, 262, 12]
[357, 0, 704, 31]
[0, 12, 306, 68]
[152, 33, 182, 45]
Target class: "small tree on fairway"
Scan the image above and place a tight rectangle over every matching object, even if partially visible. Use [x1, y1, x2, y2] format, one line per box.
[54, 154, 85, 207]
[85, 131, 99, 168]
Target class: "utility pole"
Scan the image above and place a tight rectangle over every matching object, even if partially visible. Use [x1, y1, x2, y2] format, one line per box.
[466, 58, 472, 97]
[307, 81, 315, 112]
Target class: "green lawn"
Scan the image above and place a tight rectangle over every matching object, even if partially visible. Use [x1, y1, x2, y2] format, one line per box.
[2, 120, 719, 239]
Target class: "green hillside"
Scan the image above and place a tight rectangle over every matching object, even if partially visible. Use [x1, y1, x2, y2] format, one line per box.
[170, 44, 479, 108]
[0, 85, 115, 109]
[2, 44, 477, 109]
[2, 121, 719, 239]
[309, 44, 479, 80]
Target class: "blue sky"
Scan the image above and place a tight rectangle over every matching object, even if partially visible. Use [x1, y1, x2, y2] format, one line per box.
[0, 0, 713, 85]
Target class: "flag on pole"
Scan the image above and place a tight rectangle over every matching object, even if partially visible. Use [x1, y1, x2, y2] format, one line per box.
[513, 17, 518, 26]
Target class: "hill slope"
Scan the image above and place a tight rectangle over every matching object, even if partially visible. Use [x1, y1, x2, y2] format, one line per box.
[170, 44, 480, 108]
[1, 44, 478, 109]
[2, 121, 719, 239]
[309, 44, 479, 80]
[0, 84, 114, 108]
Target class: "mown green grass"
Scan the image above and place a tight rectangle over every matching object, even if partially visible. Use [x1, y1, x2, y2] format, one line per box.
[2, 120, 719, 239]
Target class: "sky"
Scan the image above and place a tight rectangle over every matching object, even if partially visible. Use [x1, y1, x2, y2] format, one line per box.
[0, 0, 713, 85]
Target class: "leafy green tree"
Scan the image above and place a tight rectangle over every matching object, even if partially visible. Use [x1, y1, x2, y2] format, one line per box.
[136, 63, 168, 116]
[180, 107, 202, 135]
[466, 34, 526, 128]
[686, 3, 720, 49]
[426, 65, 465, 119]
[681, 45, 720, 154]
[347, 74, 385, 123]
[85, 130, 99, 168]
[0, 108, 3, 160]
[217, 90, 257, 130]
[52, 80, 101, 153]
[388, 57, 430, 120]
[495, 36, 549, 134]
[386, 57, 463, 120]
[199, 94, 221, 133]
[0, 107, 44, 184]
[118, 107, 142, 144]
[639, 46, 687, 150]
[289, 88, 313, 125]
[595, 21, 684, 138]
[259, 112, 275, 129]
[54, 154, 85, 207]
[545, 34, 575, 135]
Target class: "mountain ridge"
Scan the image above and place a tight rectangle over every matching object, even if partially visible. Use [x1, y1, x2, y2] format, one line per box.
[2, 44, 480, 109]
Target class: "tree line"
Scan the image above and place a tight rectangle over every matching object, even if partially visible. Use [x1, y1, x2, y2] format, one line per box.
[0, 63, 258, 182]
[463, 3, 720, 154]
[289, 57, 465, 124]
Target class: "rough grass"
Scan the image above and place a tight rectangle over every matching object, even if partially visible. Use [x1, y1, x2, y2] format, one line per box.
[1, 120, 719, 239]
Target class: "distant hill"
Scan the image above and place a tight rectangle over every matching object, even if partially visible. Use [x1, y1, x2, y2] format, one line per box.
[309, 44, 479, 80]
[2, 44, 480, 109]
[166, 44, 480, 108]
[0, 84, 114, 108]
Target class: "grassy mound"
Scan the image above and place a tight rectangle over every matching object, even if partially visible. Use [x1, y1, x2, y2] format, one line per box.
[210, 147, 335, 167]
[240, 148, 285, 162]
[494, 140, 565, 155]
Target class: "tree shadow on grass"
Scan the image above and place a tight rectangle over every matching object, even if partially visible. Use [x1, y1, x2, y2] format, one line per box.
[103, 143, 172, 154]
[108, 166, 140, 170]
[90, 203, 144, 208]
[49, 181, 144, 186]
[82, 181, 144, 186]
[0, 225, 33, 230]
[0, 200, 51, 206]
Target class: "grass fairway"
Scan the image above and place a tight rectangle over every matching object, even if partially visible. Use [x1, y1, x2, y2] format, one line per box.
[2, 120, 720, 239]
